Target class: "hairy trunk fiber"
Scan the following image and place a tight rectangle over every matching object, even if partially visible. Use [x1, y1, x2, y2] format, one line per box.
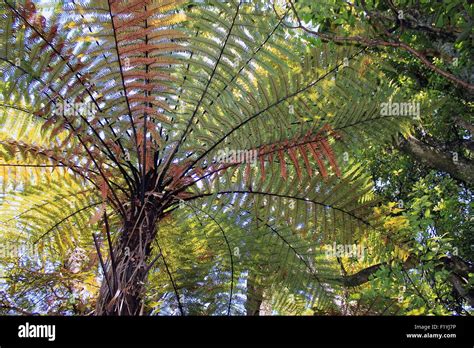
[95, 206, 158, 315]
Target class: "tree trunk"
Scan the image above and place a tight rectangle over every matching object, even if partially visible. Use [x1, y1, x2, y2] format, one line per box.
[95, 206, 158, 315]
[246, 273, 273, 315]
[246, 273, 264, 316]
[397, 135, 474, 186]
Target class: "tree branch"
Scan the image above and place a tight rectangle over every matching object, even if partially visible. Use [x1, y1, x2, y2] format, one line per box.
[286, 0, 474, 91]
[336, 255, 474, 307]
[396, 135, 474, 186]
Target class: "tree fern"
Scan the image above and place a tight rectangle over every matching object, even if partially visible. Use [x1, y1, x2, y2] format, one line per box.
[0, 0, 416, 315]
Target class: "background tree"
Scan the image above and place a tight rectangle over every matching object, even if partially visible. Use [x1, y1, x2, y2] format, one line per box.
[289, 0, 473, 314]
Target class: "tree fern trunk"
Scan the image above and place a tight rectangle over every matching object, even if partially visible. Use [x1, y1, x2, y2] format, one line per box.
[95, 207, 158, 315]
[246, 273, 264, 315]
